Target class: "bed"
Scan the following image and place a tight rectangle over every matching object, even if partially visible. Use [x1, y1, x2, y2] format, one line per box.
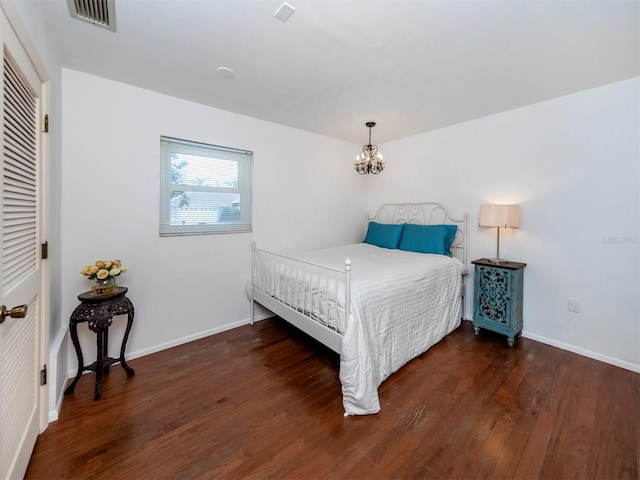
[250, 202, 468, 415]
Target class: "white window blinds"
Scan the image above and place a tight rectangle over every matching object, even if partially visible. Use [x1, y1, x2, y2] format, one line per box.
[159, 136, 253, 236]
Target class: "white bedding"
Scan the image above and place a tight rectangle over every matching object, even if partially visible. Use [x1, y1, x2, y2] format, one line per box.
[255, 243, 463, 415]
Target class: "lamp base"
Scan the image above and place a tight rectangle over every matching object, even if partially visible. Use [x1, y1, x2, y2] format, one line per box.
[487, 257, 507, 265]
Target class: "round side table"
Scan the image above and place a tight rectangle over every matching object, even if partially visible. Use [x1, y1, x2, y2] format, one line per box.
[64, 286, 135, 400]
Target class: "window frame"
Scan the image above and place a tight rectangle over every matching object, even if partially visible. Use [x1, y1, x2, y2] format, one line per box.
[159, 136, 253, 236]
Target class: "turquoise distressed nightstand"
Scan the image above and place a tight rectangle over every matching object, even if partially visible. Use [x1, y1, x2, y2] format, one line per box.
[472, 258, 526, 347]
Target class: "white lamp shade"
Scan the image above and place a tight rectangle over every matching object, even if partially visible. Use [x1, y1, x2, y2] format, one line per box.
[479, 204, 520, 228]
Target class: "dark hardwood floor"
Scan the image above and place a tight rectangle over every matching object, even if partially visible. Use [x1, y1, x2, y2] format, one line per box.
[26, 318, 639, 479]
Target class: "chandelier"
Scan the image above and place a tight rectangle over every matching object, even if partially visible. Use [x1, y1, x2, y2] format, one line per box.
[354, 121, 384, 175]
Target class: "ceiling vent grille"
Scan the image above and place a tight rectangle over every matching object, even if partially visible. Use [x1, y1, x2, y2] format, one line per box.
[67, 0, 116, 32]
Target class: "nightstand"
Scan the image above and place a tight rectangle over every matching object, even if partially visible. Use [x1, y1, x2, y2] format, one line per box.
[471, 258, 526, 347]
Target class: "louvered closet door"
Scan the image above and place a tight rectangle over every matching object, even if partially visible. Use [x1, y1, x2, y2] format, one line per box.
[0, 9, 43, 480]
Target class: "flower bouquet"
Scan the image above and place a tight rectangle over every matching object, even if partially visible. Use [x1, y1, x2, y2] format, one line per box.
[80, 259, 128, 294]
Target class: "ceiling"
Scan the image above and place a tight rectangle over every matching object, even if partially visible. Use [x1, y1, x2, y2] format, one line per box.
[13, 0, 640, 144]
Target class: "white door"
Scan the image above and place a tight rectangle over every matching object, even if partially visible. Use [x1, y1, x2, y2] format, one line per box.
[0, 9, 44, 480]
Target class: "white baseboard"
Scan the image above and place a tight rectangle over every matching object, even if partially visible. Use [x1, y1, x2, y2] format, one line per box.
[462, 317, 640, 373]
[521, 330, 640, 373]
[66, 313, 273, 378]
[48, 327, 68, 422]
[49, 372, 68, 423]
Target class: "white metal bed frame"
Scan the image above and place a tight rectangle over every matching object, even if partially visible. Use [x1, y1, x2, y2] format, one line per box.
[250, 202, 468, 354]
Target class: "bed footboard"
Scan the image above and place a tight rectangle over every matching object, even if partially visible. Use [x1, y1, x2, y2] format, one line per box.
[250, 242, 350, 354]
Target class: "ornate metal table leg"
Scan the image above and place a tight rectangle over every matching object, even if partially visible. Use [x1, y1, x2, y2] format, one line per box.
[103, 327, 110, 374]
[64, 321, 84, 395]
[94, 328, 104, 400]
[119, 310, 135, 377]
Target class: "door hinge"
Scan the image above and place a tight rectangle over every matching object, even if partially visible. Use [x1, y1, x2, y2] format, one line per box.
[41, 241, 48, 260]
[41, 114, 49, 133]
[40, 365, 47, 386]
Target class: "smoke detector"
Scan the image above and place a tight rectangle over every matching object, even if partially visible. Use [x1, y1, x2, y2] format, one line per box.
[67, 0, 116, 32]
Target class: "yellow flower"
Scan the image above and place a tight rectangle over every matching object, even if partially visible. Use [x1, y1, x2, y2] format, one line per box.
[80, 259, 128, 279]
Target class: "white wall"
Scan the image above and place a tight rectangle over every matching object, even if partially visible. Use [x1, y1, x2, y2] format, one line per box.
[61, 69, 367, 368]
[369, 77, 640, 370]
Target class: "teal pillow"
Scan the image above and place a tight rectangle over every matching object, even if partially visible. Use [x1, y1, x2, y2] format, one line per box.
[399, 224, 457, 256]
[363, 222, 404, 249]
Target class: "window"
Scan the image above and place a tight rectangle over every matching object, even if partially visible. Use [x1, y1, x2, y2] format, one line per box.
[160, 136, 252, 236]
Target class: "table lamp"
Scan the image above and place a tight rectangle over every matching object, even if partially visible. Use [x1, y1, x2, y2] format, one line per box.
[478, 204, 520, 263]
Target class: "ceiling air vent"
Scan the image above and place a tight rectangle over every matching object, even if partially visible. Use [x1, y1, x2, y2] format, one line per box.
[67, 0, 116, 32]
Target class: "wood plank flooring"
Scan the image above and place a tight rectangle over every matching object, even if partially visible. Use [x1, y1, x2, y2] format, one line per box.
[26, 318, 639, 479]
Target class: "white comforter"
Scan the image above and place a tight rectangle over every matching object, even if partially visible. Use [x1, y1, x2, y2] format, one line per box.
[277, 243, 463, 415]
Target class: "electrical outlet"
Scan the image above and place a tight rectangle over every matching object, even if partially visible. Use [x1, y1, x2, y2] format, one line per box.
[568, 297, 581, 313]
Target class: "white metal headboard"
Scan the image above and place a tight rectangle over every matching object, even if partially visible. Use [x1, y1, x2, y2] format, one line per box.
[367, 202, 468, 266]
